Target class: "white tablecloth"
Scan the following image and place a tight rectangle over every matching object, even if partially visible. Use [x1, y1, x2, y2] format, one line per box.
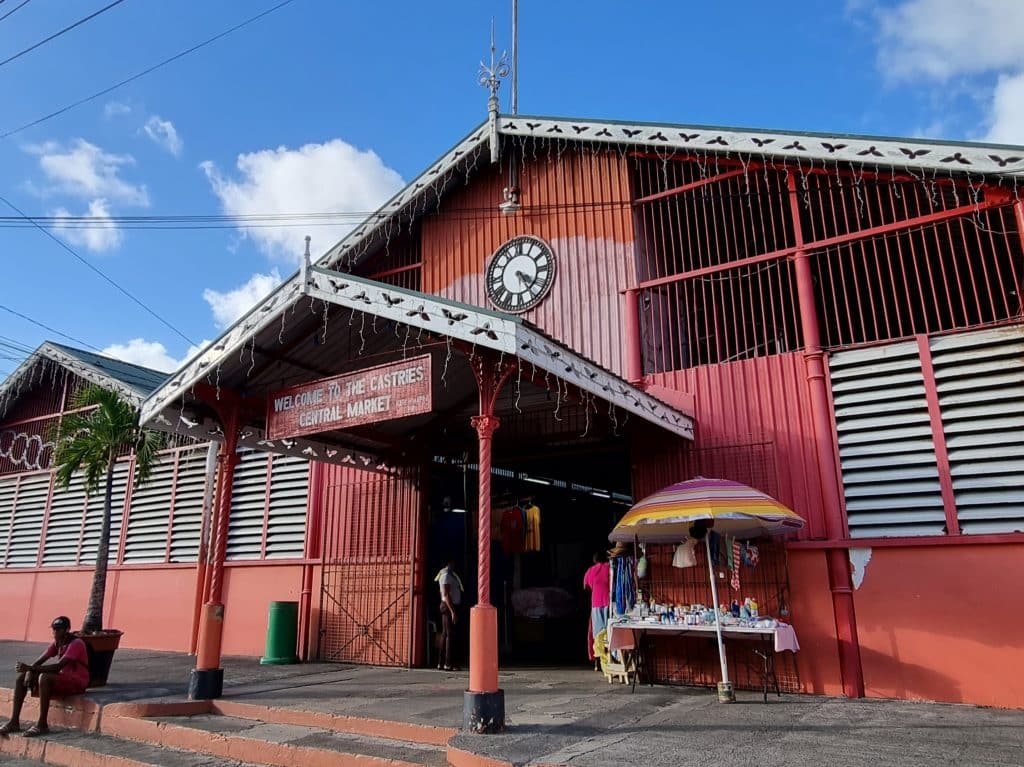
[608, 620, 800, 654]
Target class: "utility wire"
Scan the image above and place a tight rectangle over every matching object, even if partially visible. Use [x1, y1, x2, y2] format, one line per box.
[0, 0, 298, 139]
[0, 195, 196, 346]
[0, 304, 102, 351]
[0, 0, 127, 69]
[0, 0, 33, 24]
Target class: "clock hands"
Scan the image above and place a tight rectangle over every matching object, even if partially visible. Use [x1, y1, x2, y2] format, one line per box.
[515, 270, 536, 290]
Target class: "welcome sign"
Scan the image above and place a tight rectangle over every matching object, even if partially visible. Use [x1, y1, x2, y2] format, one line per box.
[266, 354, 432, 440]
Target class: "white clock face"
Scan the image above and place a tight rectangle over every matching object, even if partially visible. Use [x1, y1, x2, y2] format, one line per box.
[485, 236, 556, 313]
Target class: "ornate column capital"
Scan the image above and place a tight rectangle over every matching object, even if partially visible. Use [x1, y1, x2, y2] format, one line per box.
[470, 414, 501, 439]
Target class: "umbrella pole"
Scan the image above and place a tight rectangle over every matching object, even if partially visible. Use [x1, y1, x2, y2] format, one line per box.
[705, 535, 735, 703]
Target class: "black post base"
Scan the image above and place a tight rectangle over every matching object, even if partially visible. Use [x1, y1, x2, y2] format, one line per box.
[463, 690, 505, 733]
[188, 668, 223, 700]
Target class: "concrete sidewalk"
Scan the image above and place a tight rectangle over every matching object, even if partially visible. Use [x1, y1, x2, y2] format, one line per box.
[1, 640, 1021, 766]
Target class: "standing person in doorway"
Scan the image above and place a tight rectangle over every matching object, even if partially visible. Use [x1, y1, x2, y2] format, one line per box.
[583, 552, 611, 670]
[1, 616, 89, 738]
[436, 557, 463, 671]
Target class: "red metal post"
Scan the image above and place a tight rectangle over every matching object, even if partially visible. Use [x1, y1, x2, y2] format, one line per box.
[298, 460, 325, 661]
[1015, 199, 1024, 316]
[192, 401, 240, 698]
[466, 354, 515, 732]
[622, 287, 644, 384]
[916, 335, 961, 535]
[788, 174, 866, 699]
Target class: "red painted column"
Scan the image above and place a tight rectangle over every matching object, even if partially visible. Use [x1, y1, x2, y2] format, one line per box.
[1015, 199, 1024, 316]
[464, 353, 515, 732]
[469, 413, 500, 694]
[788, 174, 865, 699]
[195, 404, 240, 678]
[298, 461, 325, 661]
[623, 287, 644, 385]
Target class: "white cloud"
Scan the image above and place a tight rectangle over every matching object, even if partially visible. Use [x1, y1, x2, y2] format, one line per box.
[201, 139, 404, 262]
[859, 0, 1024, 144]
[202, 270, 283, 329]
[25, 139, 149, 206]
[52, 198, 122, 253]
[985, 72, 1024, 144]
[872, 0, 1024, 82]
[104, 101, 131, 119]
[144, 115, 183, 157]
[101, 338, 211, 374]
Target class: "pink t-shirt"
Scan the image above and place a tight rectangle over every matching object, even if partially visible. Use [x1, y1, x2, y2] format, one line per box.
[583, 562, 610, 608]
[43, 637, 90, 689]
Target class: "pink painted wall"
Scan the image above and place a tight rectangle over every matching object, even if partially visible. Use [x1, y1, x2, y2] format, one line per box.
[0, 563, 305, 658]
[851, 543, 1024, 708]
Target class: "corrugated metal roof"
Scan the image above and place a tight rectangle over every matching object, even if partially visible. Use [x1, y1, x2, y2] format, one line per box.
[0, 341, 167, 420]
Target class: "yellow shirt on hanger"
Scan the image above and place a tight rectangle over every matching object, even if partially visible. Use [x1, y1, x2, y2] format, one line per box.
[524, 504, 541, 551]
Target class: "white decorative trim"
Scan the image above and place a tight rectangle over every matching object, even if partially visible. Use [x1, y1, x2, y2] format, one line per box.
[147, 409, 393, 474]
[0, 342, 148, 420]
[499, 115, 1024, 178]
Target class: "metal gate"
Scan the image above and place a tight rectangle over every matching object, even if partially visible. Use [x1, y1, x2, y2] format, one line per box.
[317, 467, 422, 666]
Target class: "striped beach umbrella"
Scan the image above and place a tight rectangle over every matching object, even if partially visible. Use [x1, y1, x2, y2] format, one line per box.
[609, 477, 804, 701]
[610, 477, 804, 543]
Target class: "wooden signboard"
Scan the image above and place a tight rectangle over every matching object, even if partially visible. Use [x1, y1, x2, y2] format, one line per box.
[266, 354, 431, 440]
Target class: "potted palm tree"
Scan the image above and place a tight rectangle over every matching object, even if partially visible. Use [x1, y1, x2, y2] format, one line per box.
[52, 385, 162, 687]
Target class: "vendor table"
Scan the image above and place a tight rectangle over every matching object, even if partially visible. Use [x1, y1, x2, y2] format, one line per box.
[607, 620, 800, 702]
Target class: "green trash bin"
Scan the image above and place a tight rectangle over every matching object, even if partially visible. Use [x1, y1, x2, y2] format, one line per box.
[260, 600, 299, 665]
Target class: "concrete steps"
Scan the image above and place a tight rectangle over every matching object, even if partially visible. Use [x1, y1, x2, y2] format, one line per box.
[0, 728, 261, 767]
[106, 711, 450, 767]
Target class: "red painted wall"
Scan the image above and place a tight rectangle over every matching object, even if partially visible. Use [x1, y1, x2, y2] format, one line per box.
[786, 549, 844, 696]
[422, 150, 637, 375]
[220, 564, 305, 657]
[851, 543, 1024, 707]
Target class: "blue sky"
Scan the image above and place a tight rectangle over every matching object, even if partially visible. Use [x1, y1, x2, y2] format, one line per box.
[1, 0, 1022, 379]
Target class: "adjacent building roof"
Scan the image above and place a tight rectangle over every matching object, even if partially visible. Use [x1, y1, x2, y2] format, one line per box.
[0, 342, 167, 419]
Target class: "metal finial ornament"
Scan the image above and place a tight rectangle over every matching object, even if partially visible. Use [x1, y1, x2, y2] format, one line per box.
[478, 19, 510, 109]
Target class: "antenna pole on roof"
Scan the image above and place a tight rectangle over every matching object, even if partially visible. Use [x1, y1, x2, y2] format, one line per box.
[300, 235, 311, 294]
[511, 0, 518, 115]
[479, 18, 509, 164]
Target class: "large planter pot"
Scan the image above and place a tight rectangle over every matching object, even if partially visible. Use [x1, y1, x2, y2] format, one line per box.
[79, 630, 123, 688]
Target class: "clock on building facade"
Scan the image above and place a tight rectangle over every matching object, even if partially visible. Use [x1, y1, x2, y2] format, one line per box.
[485, 236, 556, 313]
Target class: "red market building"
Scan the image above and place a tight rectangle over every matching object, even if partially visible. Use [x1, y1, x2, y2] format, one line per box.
[2, 112, 1022, 716]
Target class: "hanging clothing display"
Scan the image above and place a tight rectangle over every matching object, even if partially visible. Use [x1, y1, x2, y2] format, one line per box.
[500, 506, 525, 554]
[524, 503, 542, 551]
[672, 539, 697, 568]
[612, 556, 636, 616]
[731, 539, 742, 591]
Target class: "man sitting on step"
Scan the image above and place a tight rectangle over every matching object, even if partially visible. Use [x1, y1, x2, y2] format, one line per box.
[0, 616, 90, 738]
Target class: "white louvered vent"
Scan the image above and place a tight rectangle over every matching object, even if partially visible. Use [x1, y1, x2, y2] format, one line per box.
[0, 477, 19, 566]
[123, 458, 175, 563]
[932, 326, 1024, 535]
[79, 461, 130, 564]
[264, 455, 309, 559]
[42, 474, 88, 566]
[831, 342, 946, 537]
[227, 450, 270, 560]
[169, 448, 209, 563]
[5, 473, 52, 566]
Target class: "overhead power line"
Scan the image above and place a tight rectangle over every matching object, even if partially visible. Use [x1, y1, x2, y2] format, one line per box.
[0, 0, 128, 70]
[0, 195, 196, 346]
[0, 0, 34, 24]
[0, 305, 102, 351]
[0, 0, 298, 139]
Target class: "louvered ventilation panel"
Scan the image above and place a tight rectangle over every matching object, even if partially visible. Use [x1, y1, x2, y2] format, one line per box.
[0, 477, 18, 565]
[123, 459, 175, 563]
[932, 326, 1024, 535]
[5, 473, 52, 566]
[264, 455, 309, 559]
[169, 449, 209, 563]
[79, 461, 130, 564]
[227, 450, 270, 560]
[831, 342, 946, 537]
[42, 474, 88, 566]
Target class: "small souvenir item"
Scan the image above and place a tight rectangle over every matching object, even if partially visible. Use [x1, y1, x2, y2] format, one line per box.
[731, 600, 740, 618]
